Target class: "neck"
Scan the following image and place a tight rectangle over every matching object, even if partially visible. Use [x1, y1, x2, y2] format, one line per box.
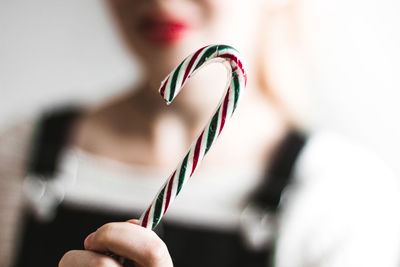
[139, 63, 290, 168]
[79, 58, 291, 169]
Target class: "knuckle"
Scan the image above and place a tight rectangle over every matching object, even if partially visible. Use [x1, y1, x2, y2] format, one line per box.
[58, 250, 78, 267]
[89, 256, 119, 267]
[143, 233, 169, 264]
[97, 223, 118, 243]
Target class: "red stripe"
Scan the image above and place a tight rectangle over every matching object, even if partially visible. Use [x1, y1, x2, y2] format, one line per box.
[190, 131, 204, 177]
[141, 207, 151, 228]
[181, 46, 207, 86]
[164, 171, 176, 213]
[219, 54, 247, 85]
[159, 77, 169, 98]
[219, 88, 230, 136]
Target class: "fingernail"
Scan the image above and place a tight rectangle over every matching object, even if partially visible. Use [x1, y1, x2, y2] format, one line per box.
[127, 219, 139, 225]
[84, 232, 95, 248]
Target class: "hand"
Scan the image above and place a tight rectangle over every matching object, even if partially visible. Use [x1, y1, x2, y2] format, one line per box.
[59, 220, 173, 267]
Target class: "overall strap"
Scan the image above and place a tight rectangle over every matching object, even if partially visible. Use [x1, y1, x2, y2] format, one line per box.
[27, 107, 81, 178]
[253, 130, 307, 211]
[15, 107, 83, 267]
[239, 130, 307, 255]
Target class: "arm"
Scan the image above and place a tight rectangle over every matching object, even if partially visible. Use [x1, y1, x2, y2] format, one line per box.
[0, 120, 35, 267]
[275, 133, 400, 267]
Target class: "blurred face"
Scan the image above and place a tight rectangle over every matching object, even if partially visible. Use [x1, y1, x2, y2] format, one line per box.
[107, 0, 264, 77]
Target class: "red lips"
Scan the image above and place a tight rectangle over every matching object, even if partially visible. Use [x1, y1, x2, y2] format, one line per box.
[138, 13, 191, 45]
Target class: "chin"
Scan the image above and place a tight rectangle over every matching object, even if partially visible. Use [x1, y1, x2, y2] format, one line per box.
[136, 41, 203, 70]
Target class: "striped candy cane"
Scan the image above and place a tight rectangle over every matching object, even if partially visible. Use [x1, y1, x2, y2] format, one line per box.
[139, 44, 247, 229]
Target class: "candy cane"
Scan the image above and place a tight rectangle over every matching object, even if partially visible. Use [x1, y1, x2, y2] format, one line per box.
[139, 44, 247, 229]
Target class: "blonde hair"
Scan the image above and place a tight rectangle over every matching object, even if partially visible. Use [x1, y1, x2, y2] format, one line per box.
[256, 0, 311, 130]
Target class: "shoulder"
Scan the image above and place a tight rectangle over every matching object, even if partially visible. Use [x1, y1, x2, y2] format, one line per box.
[289, 131, 400, 218]
[294, 131, 399, 188]
[0, 117, 36, 173]
[0, 116, 36, 144]
[292, 130, 400, 220]
[0, 106, 81, 175]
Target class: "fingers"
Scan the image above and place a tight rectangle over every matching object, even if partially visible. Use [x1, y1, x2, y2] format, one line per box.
[59, 250, 122, 267]
[84, 222, 173, 267]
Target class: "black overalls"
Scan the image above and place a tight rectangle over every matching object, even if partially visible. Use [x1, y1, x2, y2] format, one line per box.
[14, 107, 306, 267]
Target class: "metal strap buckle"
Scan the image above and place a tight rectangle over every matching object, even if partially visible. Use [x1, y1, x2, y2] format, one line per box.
[239, 203, 277, 251]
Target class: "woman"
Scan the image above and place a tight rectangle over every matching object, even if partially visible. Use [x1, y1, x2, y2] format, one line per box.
[1, 0, 399, 266]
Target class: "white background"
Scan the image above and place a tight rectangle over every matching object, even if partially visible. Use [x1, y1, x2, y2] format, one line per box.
[1, 0, 399, 175]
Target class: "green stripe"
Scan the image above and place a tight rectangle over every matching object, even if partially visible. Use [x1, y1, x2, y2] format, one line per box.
[152, 187, 166, 229]
[217, 44, 235, 52]
[177, 153, 189, 195]
[205, 107, 220, 154]
[169, 60, 185, 103]
[193, 45, 218, 72]
[232, 73, 240, 112]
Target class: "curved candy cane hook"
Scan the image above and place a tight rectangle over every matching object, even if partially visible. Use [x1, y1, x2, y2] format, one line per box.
[139, 44, 247, 229]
